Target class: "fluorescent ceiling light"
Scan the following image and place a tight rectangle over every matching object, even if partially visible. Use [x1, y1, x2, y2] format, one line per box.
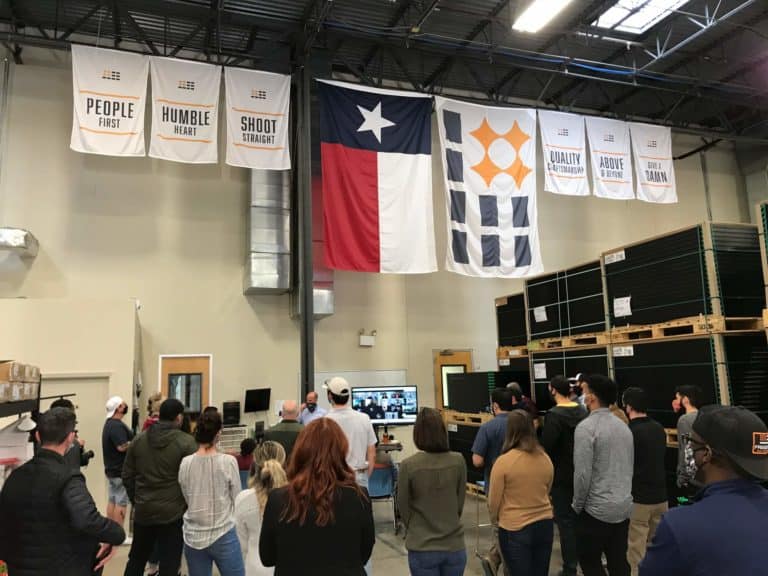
[513, 0, 575, 33]
[594, 0, 689, 34]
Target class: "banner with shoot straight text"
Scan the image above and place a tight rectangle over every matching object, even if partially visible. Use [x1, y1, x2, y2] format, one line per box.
[70, 45, 149, 157]
[225, 68, 291, 170]
[436, 97, 542, 278]
[149, 57, 221, 164]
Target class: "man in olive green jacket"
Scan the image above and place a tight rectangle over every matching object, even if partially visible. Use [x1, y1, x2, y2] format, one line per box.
[122, 398, 197, 576]
[265, 400, 304, 458]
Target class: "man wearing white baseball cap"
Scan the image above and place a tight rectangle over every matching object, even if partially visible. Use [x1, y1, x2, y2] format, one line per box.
[101, 395, 134, 539]
[324, 377, 377, 484]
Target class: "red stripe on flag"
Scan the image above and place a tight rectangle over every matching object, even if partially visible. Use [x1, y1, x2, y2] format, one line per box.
[321, 142, 380, 272]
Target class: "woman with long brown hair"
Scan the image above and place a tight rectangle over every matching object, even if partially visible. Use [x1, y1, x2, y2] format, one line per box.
[488, 410, 554, 576]
[258, 418, 374, 576]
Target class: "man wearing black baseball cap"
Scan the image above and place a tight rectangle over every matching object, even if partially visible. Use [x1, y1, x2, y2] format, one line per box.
[639, 405, 768, 576]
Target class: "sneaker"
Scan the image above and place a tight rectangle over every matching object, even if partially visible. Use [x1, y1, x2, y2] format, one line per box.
[480, 556, 495, 576]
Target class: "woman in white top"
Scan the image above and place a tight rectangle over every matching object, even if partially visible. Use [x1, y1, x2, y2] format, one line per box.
[179, 409, 245, 576]
[234, 441, 288, 576]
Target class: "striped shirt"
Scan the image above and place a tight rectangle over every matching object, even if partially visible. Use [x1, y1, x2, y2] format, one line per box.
[178, 452, 241, 550]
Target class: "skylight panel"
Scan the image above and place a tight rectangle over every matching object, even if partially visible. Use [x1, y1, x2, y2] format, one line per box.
[594, 0, 689, 34]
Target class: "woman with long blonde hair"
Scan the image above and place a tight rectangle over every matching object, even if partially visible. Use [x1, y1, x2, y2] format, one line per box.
[234, 441, 288, 576]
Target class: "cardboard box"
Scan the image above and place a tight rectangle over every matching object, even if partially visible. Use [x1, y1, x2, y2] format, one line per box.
[0, 361, 25, 383]
[9, 383, 24, 402]
[23, 365, 40, 383]
[22, 382, 38, 401]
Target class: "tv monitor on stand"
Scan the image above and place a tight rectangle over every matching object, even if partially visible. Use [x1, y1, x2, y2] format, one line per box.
[350, 385, 418, 442]
[244, 388, 271, 441]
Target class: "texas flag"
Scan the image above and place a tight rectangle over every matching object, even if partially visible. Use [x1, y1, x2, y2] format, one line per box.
[318, 80, 436, 273]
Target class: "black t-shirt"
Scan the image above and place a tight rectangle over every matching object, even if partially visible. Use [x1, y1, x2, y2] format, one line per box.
[102, 418, 133, 478]
[628, 416, 668, 505]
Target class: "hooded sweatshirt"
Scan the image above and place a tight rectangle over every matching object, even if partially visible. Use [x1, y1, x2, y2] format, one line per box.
[541, 402, 588, 493]
[122, 421, 198, 525]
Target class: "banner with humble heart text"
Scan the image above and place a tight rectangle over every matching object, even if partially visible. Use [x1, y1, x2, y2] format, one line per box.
[225, 68, 291, 170]
[149, 57, 221, 164]
[70, 45, 149, 157]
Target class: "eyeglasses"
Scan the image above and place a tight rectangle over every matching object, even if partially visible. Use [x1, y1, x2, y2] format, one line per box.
[681, 433, 709, 454]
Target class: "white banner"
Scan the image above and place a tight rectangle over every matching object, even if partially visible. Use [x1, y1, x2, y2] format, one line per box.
[539, 110, 589, 197]
[70, 45, 148, 157]
[149, 57, 220, 164]
[630, 122, 677, 204]
[585, 117, 634, 200]
[225, 68, 291, 170]
[436, 97, 542, 278]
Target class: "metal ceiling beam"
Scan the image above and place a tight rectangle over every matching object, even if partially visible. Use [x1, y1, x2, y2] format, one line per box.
[360, 0, 415, 71]
[121, 10, 159, 55]
[555, 3, 768, 113]
[411, 0, 441, 33]
[112, 1, 121, 47]
[302, 0, 333, 55]
[639, 0, 759, 72]
[169, 22, 203, 57]
[599, 6, 768, 118]
[491, 0, 619, 98]
[324, 30, 768, 112]
[58, 3, 103, 42]
[422, 0, 510, 90]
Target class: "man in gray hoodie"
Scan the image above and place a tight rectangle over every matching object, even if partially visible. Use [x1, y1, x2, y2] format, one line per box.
[573, 374, 634, 576]
[122, 398, 197, 576]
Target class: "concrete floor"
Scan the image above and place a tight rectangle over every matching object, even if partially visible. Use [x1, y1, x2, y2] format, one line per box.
[105, 494, 565, 575]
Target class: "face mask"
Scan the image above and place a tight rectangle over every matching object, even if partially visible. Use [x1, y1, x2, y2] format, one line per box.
[306, 402, 317, 413]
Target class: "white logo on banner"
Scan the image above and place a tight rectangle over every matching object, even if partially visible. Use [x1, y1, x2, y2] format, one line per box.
[436, 97, 542, 278]
[70, 45, 149, 157]
[225, 68, 291, 170]
[539, 110, 589, 197]
[149, 57, 220, 164]
[585, 117, 634, 200]
[629, 122, 677, 204]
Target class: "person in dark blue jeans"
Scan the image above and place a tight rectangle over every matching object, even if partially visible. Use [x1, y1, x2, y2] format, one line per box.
[498, 519, 554, 576]
[489, 411, 555, 576]
[398, 408, 467, 576]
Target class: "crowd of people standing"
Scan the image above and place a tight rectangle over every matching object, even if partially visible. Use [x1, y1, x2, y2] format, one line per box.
[0, 373, 767, 576]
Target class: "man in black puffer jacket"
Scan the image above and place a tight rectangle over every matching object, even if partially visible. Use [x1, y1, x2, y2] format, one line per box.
[0, 407, 125, 575]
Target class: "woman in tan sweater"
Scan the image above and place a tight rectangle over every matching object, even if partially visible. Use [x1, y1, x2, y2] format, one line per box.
[488, 410, 555, 576]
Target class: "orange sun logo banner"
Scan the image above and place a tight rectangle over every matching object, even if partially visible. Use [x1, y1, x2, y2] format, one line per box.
[436, 97, 542, 278]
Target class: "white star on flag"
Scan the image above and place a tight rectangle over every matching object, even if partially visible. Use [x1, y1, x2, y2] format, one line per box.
[356, 102, 395, 143]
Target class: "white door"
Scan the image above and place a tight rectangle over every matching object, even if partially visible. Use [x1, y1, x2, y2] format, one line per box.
[40, 376, 110, 514]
